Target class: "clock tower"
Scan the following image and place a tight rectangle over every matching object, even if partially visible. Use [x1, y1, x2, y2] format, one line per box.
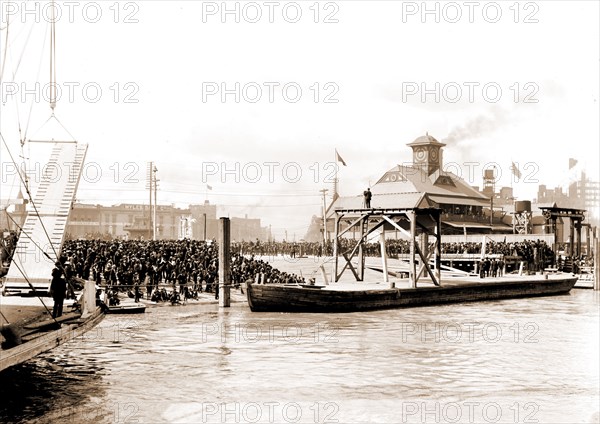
[407, 133, 446, 176]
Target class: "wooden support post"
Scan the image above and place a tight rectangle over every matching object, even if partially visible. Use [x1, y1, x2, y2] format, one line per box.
[575, 220, 582, 258]
[594, 238, 599, 291]
[569, 219, 575, 257]
[586, 225, 591, 257]
[320, 265, 329, 285]
[81, 280, 96, 318]
[358, 216, 365, 282]
[333, 213, 340, 282]
[218, 217, 231, 307]
[380, 228, 389, 284]
[409, 211, 417, 288]
[435, 213, 442, 286]
[481, 235, 487, 259]
[518, 261, 524, 277]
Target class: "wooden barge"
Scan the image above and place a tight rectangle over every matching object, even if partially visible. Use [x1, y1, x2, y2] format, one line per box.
[246, 206, 580, 312]
[246, 274, 578, 313]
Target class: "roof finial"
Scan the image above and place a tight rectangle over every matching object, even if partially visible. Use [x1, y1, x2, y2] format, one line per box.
[426, 131, 429, 136]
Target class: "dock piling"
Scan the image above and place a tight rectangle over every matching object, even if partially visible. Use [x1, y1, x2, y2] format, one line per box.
[218, 217, 231, 307]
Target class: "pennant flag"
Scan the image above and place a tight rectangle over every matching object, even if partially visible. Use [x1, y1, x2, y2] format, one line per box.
[569, 158, 578, 169]
[335, 149, 347, 166]
[510, 162, 522, 179]
[206, 184, 213, 190]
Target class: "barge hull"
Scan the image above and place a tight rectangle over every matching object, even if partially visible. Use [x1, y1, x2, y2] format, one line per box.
[247, 276, 578, 313]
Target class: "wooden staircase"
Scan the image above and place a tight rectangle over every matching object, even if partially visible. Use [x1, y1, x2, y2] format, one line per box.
[4, 143, 88, 292]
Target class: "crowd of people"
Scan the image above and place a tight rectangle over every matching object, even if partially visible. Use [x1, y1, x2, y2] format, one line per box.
[0, 231, 571, 292]
[59, 239, 308, 303]
[232, 238, 555, 270]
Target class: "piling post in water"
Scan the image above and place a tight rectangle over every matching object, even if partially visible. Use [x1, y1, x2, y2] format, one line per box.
[218, 217, 231, 307]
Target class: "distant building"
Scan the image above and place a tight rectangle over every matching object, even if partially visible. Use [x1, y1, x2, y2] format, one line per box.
[471, 168, 599, 239]
[61, 201, 269, 241]
[0, 190, 27, 231]
[535, 170, 599, 227]
[328, 133, 513, 235]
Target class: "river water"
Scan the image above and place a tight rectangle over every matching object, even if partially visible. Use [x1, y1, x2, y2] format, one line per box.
[1, 287, 598, 424]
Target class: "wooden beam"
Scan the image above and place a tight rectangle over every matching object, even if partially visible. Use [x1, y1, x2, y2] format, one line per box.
[341, 252, 360, 281]
[382, 215, 411, 238]
[338, 215, 365, 238]
[435, 215, 442, 286]
[414, 241, 439, 286]
[333, 213, 340, 283]
[409, 211, 416, 288]
[380, 229, 388, 284]
[358, 217, 366, 281]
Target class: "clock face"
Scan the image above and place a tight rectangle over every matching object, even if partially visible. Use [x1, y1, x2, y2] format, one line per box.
[429, 147, 438, 161]
[414, 147, 426, 161]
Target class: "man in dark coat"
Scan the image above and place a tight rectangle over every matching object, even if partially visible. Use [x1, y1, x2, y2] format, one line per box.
[50, 262, 67, 318]
[363, 188, 372, 208]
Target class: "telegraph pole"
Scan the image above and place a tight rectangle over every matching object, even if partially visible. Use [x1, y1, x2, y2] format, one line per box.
[153, 165, 158, 240]
[146, 162, 153, 238]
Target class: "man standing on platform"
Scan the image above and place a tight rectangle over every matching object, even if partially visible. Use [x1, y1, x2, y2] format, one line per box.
[363, 187, 372, 208]
[50, 262, 67, 318]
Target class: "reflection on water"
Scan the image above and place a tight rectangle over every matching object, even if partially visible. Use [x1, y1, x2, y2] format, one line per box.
[1, 290, 598, 423]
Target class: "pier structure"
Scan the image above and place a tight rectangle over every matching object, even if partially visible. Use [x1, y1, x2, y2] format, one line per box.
[332, 207, 442, 288]
[540, 206, 587, 258]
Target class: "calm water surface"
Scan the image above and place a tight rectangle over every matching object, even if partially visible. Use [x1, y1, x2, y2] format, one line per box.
[1, 289, 598, 424]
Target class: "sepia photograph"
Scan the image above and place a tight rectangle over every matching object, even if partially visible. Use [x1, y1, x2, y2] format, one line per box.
[0, 1, 599, 423]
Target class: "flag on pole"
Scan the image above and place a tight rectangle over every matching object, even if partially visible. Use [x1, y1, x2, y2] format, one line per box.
[335, 149, 347, 166]
[569, 158, 578, 169]
[510, 162, 522, 179]
[206, 184, 213, 190]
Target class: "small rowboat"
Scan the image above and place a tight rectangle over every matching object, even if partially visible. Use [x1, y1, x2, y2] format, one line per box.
[106, 303, 147, 314]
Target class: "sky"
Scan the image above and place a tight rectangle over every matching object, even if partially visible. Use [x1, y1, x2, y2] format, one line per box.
[1, 0, 599, 239]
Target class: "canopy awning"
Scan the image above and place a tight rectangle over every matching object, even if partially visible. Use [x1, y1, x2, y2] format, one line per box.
[444, 222, 491, 229]
[428, 195, 489, 207]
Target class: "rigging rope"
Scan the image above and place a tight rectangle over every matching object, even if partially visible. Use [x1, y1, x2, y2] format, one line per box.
[0, 12, 9, 82]
[49, 0, 57, 110]
[22, 21, 51, 144]
[1, 133, 65, 271]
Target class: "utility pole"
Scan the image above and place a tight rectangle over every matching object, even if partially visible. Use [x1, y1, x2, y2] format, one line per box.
[320, 188, 329, 248]
[153, 165, 158, 240]
[146, 162, 153, 238]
